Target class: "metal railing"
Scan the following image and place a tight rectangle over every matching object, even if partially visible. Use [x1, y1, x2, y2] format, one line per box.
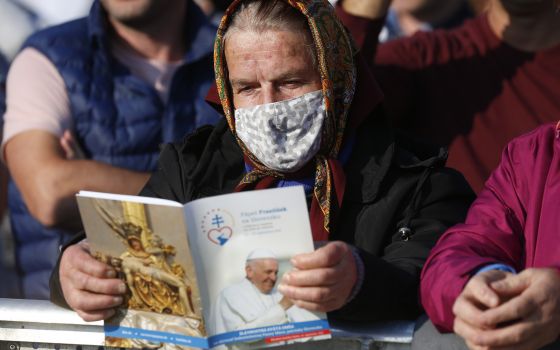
[0, 298, 414, 350]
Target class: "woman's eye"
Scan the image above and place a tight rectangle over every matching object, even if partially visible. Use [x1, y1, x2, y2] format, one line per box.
[238, 86, 254, 93]
[284, 81, 301, 87]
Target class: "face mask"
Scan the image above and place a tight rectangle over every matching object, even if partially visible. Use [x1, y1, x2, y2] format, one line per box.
[235, 90, 326, 173]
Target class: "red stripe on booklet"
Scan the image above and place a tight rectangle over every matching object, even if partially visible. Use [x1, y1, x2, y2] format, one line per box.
[264, 330, 331, 343]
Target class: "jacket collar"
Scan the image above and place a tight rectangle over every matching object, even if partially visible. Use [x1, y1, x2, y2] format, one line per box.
[344, 116, 448, 204]
[87, 0, 216, 64]
[87, 1, 109, 51]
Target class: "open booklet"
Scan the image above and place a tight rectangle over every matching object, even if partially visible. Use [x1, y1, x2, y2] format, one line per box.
[76, 186, 331, 349]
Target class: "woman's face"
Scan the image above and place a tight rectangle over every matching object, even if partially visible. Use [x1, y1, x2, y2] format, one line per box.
[225, 30, 322, 109]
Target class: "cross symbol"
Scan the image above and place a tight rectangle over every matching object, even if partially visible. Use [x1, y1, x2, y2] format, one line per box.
[211, 214, 225, 228]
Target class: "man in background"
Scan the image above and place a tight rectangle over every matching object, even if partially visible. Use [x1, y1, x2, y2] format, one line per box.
[338, 0, 560, 193]
[2, 0, 220, 299]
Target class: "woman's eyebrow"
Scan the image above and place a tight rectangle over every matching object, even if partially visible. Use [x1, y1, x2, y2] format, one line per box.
[230, 78, 255, 87]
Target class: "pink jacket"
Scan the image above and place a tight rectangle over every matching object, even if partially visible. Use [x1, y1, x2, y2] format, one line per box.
[420, 122, 560, 331]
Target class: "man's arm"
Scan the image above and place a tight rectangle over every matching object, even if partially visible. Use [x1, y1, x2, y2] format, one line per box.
[335, 0, 390, 63]
[3, 48, 150, 230]
[336, 0, 422, 129]
[5, 131, 150, 229]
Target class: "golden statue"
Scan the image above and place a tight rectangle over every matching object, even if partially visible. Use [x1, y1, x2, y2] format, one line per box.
[95, 201, 196, 317]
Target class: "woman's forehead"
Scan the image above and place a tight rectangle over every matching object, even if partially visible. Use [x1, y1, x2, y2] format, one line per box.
[225, 31, 313, 68]
[225, 30, 309, 56]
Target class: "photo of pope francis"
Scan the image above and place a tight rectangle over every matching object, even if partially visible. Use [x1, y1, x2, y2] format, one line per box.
[212, 249, 318, 334]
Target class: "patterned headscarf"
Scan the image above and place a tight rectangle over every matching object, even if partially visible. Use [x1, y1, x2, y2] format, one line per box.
[214, 0, 357, 241]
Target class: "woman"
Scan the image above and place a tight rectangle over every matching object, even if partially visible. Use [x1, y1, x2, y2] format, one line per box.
[421, 121, 560, 349]
[51, 0, 473, 323]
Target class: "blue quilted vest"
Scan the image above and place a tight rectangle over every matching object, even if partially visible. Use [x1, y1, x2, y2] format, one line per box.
[8, 0, 220, 299]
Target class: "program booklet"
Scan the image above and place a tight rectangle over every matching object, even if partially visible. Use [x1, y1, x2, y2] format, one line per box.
[76, 186, 331, 350]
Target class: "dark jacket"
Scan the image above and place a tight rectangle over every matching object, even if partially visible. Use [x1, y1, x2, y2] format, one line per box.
[52, 111, 474, 321]
[10, 0, 220, 299]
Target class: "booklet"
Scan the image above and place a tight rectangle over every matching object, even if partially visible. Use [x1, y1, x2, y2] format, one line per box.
[76, 186, 331, 349]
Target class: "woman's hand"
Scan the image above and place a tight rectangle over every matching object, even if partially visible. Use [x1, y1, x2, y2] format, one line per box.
[278, 241, 358, 312]
[59, 240, 127, 321]
[454, 268, 560, 350]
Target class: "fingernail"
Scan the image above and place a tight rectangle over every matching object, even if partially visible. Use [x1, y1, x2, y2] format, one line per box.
[106, 270, 116, 278]
[278, 284, 286, 293]
[113, 296, 123, 305]
[283, 273, 291, 283]
[118, 283, 127, 294]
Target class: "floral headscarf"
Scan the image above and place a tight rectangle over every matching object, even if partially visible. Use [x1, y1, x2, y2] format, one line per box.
[214, 0, 358, 240]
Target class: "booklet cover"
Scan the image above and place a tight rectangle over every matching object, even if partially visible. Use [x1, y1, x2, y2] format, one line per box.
[76, 187, 331, 349]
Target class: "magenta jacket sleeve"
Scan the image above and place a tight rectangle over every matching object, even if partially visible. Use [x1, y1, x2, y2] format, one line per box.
[420, 143, 527, 332]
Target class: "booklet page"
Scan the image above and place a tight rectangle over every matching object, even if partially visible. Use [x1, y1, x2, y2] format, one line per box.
[77, 193, 207, 349]
[184, 186, 331, 349]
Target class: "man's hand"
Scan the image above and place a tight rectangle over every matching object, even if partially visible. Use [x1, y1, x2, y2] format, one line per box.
[59, 130, 85, 160]
[454, 268, 560, 350]
[278, 241, 357, 312]
[342, 0, 392, 20]
[5, 130, 151, 229]
[59, 241, 127, 321]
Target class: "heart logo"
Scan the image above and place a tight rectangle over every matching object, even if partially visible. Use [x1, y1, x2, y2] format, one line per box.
[207, 226, 233, 246]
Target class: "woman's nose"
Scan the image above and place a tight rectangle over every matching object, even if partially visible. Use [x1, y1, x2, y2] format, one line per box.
[261, 86, 279, 105]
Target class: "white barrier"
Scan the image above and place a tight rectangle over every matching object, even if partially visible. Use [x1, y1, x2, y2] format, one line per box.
[0, 299, 414, 350]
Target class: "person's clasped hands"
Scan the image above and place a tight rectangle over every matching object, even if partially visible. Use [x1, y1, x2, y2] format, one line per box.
[453, 268, 560, 350]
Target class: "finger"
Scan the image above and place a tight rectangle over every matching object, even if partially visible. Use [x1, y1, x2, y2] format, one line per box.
[464, 340, 490, 350]
[292, 298, 341, 313]
[77, 239, 91, 251]
[465, 276, 501, 308]
[79, 256, 118, 279]
[282, 267, 338, 287]
[70, 270, 127, 295]
[76, 308, 117, 322]
[291, 242, 347, 269]
[65, 245, 117, 279]
[62, 130, 72, 142]
[480, 294, 537, 326]
[277, 284, 336, 305]
[464, 319, 538, 347]
[453, 315, 489, 346]
[453, 294, 495, 329]
[59, 130, 75, 158]
[489, 338, 551, 350]
[67, 289, 124, 314]
[490, 274, 530, 297]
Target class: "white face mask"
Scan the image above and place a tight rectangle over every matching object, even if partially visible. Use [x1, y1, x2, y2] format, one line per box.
[234, 90, 326, 173]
